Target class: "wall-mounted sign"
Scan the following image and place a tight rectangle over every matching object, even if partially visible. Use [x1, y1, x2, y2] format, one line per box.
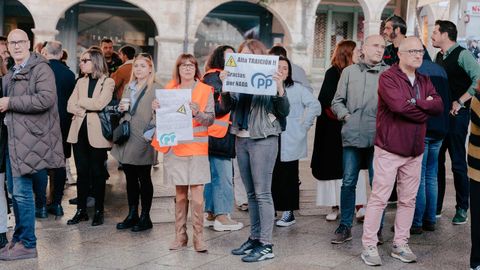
[466, 2, 480, 16]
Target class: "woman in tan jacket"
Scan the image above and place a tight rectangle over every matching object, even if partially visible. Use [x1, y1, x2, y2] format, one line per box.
[112, 53, 159, 232]
[66, 49, 114, 226]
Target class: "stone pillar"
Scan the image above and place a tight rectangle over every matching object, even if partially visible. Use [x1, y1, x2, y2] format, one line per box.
[290, 42, 309, 71]
[154, 35, 185, 85]
[31, 29, 58, 44]
[406, 0, 418, 36]
[363, 19, 382, 38]
[324, 9, 333, 68]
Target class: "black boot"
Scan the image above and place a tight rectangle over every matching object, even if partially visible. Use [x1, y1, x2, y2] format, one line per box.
[0, 232, 8, 249]
[131, 212, 152, 232]
[47, 203, 64, 217]
[116, 206, 139, 230]
[91, 210, 104, 226]
[35, 206, 48, 219]
[67, 209, 89, 225]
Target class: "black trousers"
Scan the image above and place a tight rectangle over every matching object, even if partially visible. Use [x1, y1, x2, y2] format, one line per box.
[72, 122, 108, 211]
[272, 156, 300, 211]
[122, 164, 153, 213]
[438, 111, 470, 212]
[50, 167, 67, 205]
[471, 179, 480, 269]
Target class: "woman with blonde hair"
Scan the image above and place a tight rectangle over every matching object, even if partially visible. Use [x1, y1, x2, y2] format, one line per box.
[66, 49, 114, 226]
[152, 53, 214, 252]
[112, 53, 160, 232]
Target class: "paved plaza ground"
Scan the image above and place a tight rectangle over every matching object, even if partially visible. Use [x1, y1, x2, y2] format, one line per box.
[1, 154, 471, 270]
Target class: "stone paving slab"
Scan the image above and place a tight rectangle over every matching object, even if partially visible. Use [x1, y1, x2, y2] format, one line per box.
[1, 154, 471, 270]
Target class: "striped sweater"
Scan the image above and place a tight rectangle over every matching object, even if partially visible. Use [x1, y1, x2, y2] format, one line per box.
[468, 96, 480, 182]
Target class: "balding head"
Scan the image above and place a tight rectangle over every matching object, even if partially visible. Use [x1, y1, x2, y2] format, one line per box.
[44, 41, 63, 60]
[7, 29, 30, 64]
[361, 35, 386, 64]
[398, 37, 424, 70]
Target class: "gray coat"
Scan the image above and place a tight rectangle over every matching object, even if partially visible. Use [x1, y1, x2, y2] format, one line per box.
[280, 83, 321, 162]
[111, 82, 159, 165]
[2, 53, 65, 177]
[331, 61, 389, 148]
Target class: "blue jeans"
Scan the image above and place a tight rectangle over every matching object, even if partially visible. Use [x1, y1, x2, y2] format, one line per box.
[5, 154, 46, 249]
[413, 137, 442, 227]
[340, 147, 374, 227]
[204, 155, 234, 215]
[236, 136, 277, 245]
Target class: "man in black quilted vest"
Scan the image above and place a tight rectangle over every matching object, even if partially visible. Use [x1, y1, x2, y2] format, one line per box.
[432, 20, 480, 225]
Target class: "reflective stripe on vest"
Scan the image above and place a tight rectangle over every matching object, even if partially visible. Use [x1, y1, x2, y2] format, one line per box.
[151, 80, 212, 156]
[203, 69, 231, 138]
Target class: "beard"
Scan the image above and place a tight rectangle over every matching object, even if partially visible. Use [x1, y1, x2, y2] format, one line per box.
[389, 32, 397, 42]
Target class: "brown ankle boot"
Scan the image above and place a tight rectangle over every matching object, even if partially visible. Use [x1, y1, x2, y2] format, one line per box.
[169, 198, 189, 250]
[192, 199, 207, 252]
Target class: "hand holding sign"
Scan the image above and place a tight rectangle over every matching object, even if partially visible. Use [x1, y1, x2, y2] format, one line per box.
[223, 53, 279, 95]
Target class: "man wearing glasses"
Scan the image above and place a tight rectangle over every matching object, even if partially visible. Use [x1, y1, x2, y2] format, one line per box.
[0, 29, 64, 260]
[432, 20, 480, 226]
[360, 37, 443, 266]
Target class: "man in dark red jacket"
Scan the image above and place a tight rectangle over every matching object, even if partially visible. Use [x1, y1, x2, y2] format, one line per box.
[360, 37, 443, 266]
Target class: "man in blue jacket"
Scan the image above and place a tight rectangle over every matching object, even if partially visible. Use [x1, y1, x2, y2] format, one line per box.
[410, 51, 450, 234]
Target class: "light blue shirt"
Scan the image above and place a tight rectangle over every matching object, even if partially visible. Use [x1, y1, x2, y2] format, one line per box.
[13, 55, 30, 76]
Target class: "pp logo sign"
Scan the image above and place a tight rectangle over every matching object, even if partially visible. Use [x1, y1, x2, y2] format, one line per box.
[251, 73, 273, 89]
[160, 132, 177, 146]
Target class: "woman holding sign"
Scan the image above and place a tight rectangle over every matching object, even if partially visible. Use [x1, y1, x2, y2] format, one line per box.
[222, 39, 290, 263]
[151, 54, 214, 252]
[111, 53, 159, 232]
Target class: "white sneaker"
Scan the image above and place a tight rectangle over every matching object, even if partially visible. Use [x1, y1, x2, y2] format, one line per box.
[361, 245, 382, 266]
[213, 217, 244, 231]
[391, 243, 417, 263]
[7, 213, 14, 229]
[326, 209, 339, 221]
[356, 207, 366, 222]
[275, 211, 296, 227]
[204, 214, 215, 227]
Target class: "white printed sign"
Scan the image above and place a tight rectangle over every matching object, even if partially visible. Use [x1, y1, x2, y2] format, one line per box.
[155, 89, 193, 146]
[223, 53, 279, 95]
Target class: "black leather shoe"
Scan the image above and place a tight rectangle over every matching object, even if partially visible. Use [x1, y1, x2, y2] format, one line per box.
[47, 203, 64, 217]
[69, 197, 78, 205]
[0, 232, 8, 249]
[35, 206, 48, 219]
[67, 209, 89, 225]
[117, 206, 139, 230]
[131, 212, 152, 232]
[92, 210, 104, 226]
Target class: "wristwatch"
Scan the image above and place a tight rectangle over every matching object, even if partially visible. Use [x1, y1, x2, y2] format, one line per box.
[409, 98, 416, 105]
[457, 99, 465, 108]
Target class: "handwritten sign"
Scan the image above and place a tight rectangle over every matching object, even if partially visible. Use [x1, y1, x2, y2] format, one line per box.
[155, 89, 193, 146]
[223, 53, 279, 95]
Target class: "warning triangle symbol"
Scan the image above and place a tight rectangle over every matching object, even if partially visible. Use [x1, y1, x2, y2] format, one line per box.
[226, 56, 237, 67]
[177, 104, 187, 114]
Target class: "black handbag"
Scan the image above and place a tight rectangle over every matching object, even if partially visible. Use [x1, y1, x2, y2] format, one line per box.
[112, 87, 147, 145]
[97, 78, 119, 140]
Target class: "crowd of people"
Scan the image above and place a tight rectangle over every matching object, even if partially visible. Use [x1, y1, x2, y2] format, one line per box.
[0, 14, 477, 270]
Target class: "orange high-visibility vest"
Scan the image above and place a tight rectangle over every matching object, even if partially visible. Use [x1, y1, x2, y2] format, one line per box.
[203, 69, 231, 138]
[151, 80, 213, 156]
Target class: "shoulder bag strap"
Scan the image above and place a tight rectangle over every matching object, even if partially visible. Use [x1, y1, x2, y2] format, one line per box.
[129, 87, 147, 116]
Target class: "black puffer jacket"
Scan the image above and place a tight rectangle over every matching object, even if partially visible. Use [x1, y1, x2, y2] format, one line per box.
[203, 71, 235, 158]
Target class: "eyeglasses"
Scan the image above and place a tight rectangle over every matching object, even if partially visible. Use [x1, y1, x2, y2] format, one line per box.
[400, 49, 425, 56]
[179, 63, 195, 70]
[80, 59, 92, 63]
[7, 40, 28, 47]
